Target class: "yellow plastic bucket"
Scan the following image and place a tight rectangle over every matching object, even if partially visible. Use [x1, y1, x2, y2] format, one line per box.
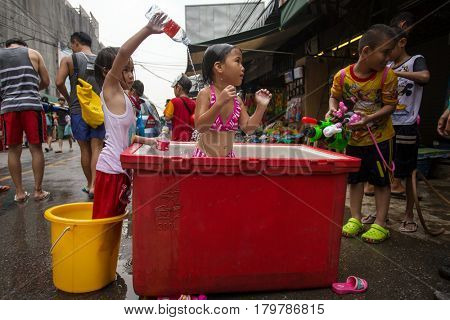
[44, 202, 127, 293]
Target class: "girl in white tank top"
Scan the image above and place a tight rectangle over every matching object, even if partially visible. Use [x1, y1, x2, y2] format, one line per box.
[91, 18, 166, 221]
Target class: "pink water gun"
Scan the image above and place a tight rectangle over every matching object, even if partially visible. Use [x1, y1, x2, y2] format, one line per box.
[332, 102, 348, 119]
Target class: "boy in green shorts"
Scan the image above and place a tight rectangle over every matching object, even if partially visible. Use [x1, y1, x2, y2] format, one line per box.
[328, 24, 399, 243]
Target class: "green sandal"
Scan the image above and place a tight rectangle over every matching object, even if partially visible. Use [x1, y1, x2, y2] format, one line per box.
[361, 224, 390, 243]
[342, 218, 363, 237]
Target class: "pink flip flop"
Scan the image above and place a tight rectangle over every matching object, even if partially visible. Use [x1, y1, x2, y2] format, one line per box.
[332, 276, 368, 295]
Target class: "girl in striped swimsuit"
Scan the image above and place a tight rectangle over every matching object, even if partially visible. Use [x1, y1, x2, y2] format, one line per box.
[193, 44, 272, 157]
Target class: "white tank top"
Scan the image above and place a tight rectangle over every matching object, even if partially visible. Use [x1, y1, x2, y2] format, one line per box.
[96, 92, 136, 174]
[390, 55, 424, 126]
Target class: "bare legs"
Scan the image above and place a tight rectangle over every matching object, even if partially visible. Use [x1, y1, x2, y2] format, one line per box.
[78, 138, 103, 194]
[8, 143, 46, 200]
[78, 140, 92, 190]
[89, 138, 103, 194]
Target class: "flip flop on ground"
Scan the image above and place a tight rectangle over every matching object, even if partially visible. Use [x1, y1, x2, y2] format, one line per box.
[14, 191, 30, 203]
[361, 214, 390, 225]
[361, 224, 390, 243]
[399, 221, 418, 233]
[391, 192, 423, 201]
[0, 185, 10, 193]
[342, 218, 363, 237]
[332, 276, 368, 295]
[34, 191, 50, 201]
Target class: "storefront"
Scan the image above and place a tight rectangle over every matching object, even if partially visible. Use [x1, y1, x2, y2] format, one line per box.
[186, 0, 449, 146]
[185, 10, 309, 143]
[279, 0, 450, 145]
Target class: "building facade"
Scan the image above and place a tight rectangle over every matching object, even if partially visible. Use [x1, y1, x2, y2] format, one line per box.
[185, 2, 265, 44]
[0, 0, 101, 98]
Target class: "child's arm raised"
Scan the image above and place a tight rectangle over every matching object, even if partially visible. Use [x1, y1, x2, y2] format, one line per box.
[239, 89, 272, 134]
[195, 85, 236, 133]
[103, 14, 165, 114]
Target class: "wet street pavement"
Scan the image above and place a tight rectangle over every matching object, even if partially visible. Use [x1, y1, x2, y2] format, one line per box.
[0, 145, 449, 299]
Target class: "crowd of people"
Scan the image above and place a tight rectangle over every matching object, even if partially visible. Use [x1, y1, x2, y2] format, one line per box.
[42, 96, 74, 153]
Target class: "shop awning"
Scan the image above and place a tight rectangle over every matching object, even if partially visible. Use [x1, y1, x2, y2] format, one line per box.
[280, 0, 310, 29]
[186, 22, 306, 77]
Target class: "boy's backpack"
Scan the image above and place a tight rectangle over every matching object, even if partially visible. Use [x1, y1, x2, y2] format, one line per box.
[72, 54, 104, 128]
[340, 66, 390, 94]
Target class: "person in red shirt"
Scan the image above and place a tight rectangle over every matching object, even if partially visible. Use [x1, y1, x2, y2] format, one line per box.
[164, 74, 195, 141]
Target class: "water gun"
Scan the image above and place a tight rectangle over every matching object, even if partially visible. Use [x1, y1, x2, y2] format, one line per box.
[301, 102, 361, 152]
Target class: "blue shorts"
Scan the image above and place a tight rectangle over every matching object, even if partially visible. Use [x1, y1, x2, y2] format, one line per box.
[71, 113, 105, 141]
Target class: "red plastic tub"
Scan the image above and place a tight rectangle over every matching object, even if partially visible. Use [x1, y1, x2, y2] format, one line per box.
[121, 142, 360, 296]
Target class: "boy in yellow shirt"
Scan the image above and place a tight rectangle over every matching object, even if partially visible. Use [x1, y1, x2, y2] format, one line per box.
[328, 24, 399, 243]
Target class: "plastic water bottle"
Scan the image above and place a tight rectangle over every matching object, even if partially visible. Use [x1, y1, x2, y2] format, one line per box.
[156, 126, 170, 151]
[145, 5, 190, 46]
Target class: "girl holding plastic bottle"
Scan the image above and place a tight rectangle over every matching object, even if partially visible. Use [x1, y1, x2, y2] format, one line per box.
[193, 44, 272, 157]
[91, 15, 166, 220]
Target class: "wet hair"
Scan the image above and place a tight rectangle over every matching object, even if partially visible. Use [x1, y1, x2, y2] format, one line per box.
[202, 44, 239, 84]
[176, 74, 192, 93]
[5, 38, 28, 48]
[358, 24, 397, 53]
[94, 47, 119, 88]
[70, 32, 92, 47]
[131, 80, 144, 97]
[390, 12, 415, 32]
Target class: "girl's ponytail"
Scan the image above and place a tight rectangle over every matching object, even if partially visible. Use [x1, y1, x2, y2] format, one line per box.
[94, 47, 119, 88]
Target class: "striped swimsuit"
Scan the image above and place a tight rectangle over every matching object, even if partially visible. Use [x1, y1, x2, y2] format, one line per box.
[193, 84, 241, 158]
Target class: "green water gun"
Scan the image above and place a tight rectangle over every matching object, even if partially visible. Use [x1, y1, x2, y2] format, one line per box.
[301, 117, 350, 152]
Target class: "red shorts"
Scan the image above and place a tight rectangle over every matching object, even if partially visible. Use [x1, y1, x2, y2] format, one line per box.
[92, 170, 131, 219]
[1, 110, 47, 146]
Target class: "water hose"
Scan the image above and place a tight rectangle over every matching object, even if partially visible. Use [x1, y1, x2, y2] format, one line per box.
[366, 125, 445, 236]
[412, 169, 446, 236]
